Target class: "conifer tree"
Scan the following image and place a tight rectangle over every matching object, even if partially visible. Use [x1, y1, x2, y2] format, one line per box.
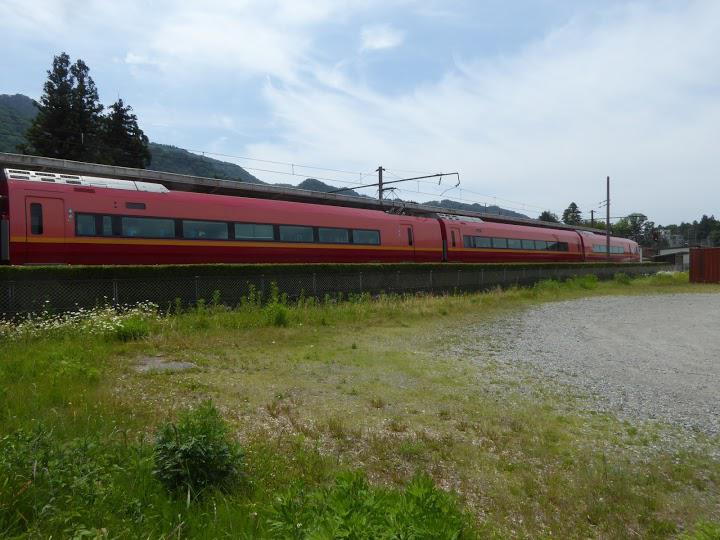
[102, 99, 151, 168]
[562, 202, 582, 225]
[69, 59, 104, 161]
[23, 53, 75, 158]
[23, 52, 104, 162]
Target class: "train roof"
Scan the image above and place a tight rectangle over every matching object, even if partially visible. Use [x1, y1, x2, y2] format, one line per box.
[0, 152, 614, 236]
[3, 168, 169, 193]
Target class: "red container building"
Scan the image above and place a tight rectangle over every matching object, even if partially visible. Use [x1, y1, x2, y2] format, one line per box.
[690, 248, 720, 283]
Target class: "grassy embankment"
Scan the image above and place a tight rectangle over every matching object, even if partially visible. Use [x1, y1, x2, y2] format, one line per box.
[2, 272, 720, 538]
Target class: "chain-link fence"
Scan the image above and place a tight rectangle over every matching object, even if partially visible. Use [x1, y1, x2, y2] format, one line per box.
[0, 264, 671, 316]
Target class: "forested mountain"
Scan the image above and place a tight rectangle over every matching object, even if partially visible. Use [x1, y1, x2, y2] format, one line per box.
[0, 94, 37, 154]
[0, 94, 261, 183]
[0, 93, 527, 217]
[148, 143, 262, 184]
[420, 199, 526, 218]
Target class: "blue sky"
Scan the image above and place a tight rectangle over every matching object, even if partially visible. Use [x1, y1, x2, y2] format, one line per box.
[1, 0, 718, 224]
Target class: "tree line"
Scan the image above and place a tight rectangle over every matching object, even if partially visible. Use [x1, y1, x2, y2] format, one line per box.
[20, 53, 150, 168]
[538, 203, 656, 247]
[540, 202, 720, 248]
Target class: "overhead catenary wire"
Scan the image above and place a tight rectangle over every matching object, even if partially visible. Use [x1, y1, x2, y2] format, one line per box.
[182, 150, 558, 216]
[20, 126, 575, 219]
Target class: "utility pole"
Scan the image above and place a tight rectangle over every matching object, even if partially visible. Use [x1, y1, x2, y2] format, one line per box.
[590, 209, 595, 227]
[606, 176, 611, 260]
[377, 166, 385, 201]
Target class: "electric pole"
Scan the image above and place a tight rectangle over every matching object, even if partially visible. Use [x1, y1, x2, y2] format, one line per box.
[590, 209, 595, 227]
[377, 166, 385, 201]
[606, 176, 610, 260]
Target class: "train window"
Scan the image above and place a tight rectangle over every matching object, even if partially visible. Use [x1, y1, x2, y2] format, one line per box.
[102, 216, 113, 236]
[507, 238, 522, 249]
[183, 220, 229, 240]
[353, 229, 380, 245]
[121, 216, 175, 238]
[475, 237, 492, 248]
[463, 236, 473, 248]
[318, 227, 349, 244]
[125, 202, 146, 210]
[492, 238, 508, 249]
[279, 225, 314, 243]
[407, 228, 414, 246]
[30, 203, 43, 234]
[235, 223, 274, 240]
[592, 244, 606, 253]
[76, 214, 96, 236]
[558, 242, 569, 251]
[521, 239, 535, 250]
[547, 241, 558, 251]
[535, 240, 548, 250]
[451, 231, 456, 247]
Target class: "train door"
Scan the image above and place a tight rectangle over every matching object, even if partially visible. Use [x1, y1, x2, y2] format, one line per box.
[449, 226, 461, 261]
[401, 222, 415, 260]
[25, 196, 65, 263]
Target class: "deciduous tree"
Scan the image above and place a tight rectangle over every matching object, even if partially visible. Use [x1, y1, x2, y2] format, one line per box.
[538, 210, 559, 223]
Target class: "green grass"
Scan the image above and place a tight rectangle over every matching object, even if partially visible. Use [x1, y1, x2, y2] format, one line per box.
[1, 271, 719, 538]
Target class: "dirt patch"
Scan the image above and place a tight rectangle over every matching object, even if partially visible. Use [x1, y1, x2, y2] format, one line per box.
[135, 356, 198, 373]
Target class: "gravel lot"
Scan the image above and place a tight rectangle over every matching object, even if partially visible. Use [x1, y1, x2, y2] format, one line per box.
[482, 294, 720, 435]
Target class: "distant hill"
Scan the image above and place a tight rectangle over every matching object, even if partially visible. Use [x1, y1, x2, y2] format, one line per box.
[0, 93, 527, 217]
[147, 143, 262, 184]
[0, 94, 37, 154]
[421, 198, 527, 219]
[0, 94, 261, 184]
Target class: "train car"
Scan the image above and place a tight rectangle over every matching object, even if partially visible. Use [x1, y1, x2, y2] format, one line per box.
[440, 216, 585, 263]
[576, 230, 640, 262]
[0, 168, 640, 265]
[1, 169, 443, 265]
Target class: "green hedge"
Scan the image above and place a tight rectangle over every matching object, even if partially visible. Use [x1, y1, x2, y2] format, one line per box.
[0, 262, 667, 281]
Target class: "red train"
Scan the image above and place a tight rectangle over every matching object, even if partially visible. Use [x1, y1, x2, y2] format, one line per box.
[0, 168, 640, 265]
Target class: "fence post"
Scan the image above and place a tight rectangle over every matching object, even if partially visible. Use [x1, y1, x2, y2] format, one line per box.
[312, 273, 317, 296]
[429, 269, 433, 291]
[456, 269, 461, 288]
[396, 271, 401, 291]
[359, 271, 363, 292]
[480, 269, 484, 289]
[260, 274, 265, 298]
[8, 281, 14, 312]
[112, 278, 119, 307]
[194, 276, 200, 302]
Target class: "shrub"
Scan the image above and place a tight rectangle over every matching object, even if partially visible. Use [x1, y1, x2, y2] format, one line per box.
[534, 279, 561, 294]
[567, 274, 598, 290]
[153, 401, 243, 495]
[267, 471, 473, 539]
[264, 303, 289, 327]
[111, 315, 150, 341]
[613, 272, 631, 285]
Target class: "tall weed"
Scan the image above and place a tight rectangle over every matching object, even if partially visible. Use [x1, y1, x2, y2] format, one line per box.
[267, 471, 474, 539]
[153, 401, 244, 496]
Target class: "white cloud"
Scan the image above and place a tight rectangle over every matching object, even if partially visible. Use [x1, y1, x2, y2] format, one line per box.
[3, 0, 719, 223]
[360, 24, 405, 51]
[245, 2, 720, 223]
